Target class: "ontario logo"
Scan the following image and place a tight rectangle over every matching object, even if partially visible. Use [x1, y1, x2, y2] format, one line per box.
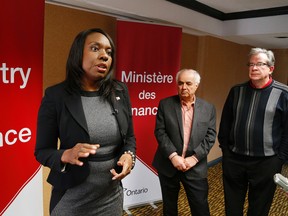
[124, 187, 149, 196]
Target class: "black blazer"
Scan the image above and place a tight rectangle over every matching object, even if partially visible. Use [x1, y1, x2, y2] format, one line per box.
[152, 95, 216, 178]
[35, 81, 136, 190]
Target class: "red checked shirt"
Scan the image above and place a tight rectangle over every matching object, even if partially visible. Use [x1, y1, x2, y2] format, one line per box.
[181, 97, 195, 157]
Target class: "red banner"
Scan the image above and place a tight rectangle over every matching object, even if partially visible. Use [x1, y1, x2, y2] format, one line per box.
[116, 20, 182, 172]
[0, 1, 44, 214]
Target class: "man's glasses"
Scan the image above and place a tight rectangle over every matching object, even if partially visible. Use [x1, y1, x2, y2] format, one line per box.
[247, 62, 269, 67]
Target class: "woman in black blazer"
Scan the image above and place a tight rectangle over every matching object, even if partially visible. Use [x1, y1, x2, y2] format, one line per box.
[35, 28, 136, 216]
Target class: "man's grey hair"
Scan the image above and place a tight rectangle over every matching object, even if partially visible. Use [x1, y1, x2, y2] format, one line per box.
[249, 47, 275, 66]
[176, 69, 201, 84]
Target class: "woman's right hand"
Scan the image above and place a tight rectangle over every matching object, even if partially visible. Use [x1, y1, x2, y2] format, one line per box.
[61, 143, 100, 166]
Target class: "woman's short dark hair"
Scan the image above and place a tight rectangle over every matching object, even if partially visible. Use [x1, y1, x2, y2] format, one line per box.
[65, 28, 116, 97]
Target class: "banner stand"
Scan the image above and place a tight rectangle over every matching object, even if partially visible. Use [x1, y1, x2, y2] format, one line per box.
[0, 1, 44, 215]
[116, 20, 182, 209]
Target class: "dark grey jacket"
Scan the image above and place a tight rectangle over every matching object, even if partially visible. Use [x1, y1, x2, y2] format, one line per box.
[153, 95, 216, 178]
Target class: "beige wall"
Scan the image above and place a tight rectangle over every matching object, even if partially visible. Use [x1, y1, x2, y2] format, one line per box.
[44, 3, 116, 89]
[42, 3, 288, 215]
[273, 49, 288, 84]
[196, 36, 251, 161]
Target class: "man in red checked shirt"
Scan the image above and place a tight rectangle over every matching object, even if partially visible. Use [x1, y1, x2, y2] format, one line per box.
[153, 69, 217, 216]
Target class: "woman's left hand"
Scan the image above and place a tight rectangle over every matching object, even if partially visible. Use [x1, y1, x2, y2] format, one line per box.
[110, 153, 133, 180]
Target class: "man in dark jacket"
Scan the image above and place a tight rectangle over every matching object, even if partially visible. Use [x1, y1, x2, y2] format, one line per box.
[153, 69, 216, 216]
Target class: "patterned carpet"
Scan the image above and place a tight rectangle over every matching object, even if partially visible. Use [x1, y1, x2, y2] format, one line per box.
[123, 161, 288, 216]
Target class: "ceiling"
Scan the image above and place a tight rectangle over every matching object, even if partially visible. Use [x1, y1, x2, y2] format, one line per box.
[47, 0, 288, 49]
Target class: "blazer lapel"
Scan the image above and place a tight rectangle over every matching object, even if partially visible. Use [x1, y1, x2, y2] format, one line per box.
[175, 100, 184, 142]
[191, 100, 201, 135]
[111, 95, 120, 116]
[64, 94, 89, 134]
[111, 93, 126, 136]
[188, 100, 200, 151]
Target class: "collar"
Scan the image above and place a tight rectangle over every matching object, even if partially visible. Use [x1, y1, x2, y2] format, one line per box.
[250, 77, 273, 89]
[181, 95, 196, 109]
